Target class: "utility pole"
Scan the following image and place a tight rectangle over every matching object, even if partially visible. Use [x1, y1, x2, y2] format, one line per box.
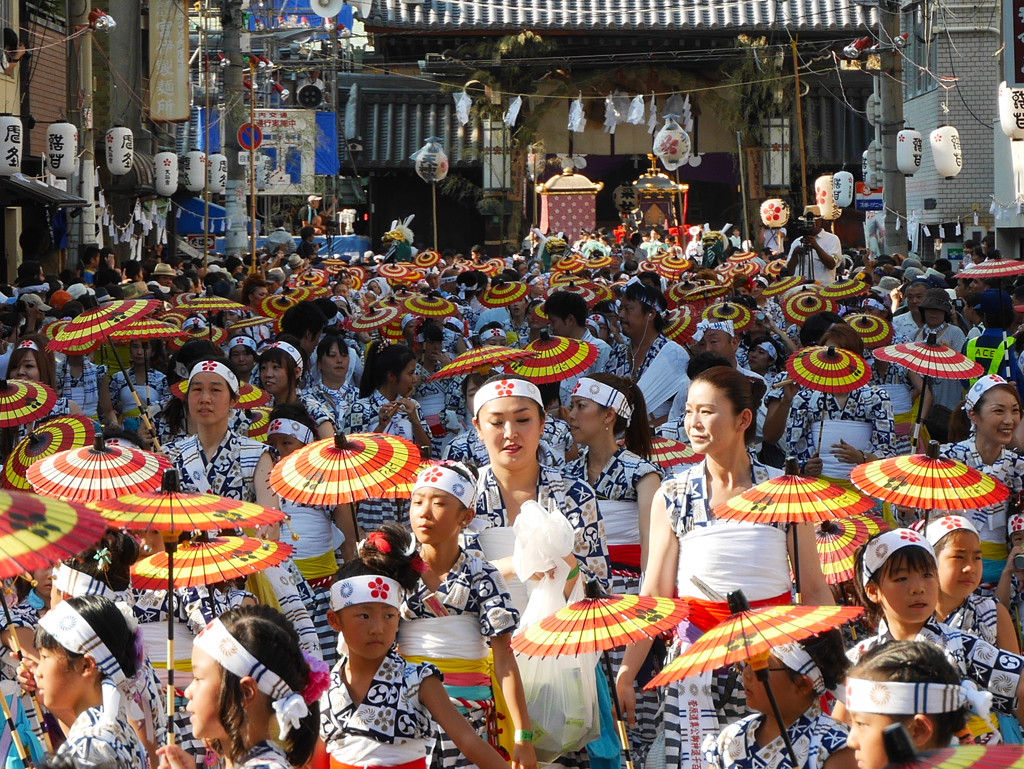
[221, 0, 248, 256]
[879, 0, 907, 254]
[68, 0, 96, 256]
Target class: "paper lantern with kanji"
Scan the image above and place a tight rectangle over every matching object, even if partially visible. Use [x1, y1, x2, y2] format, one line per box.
[832, 172, 854, 209]
[760, 198, 790, 229]
[182, 151, 206, 192]
[46, 123, 78, 178]
[999, 81, 1024, 139]
[896, 129, 924, 176]
[105, 127, 133, 175]
[537, 169, 604, 235]
[814, 175, 841, 220]
[207, 153, 227, 194]
[652, 116, 691, 172]
[412, 137, 449, 184]
[931, 126, 962, 179]
[0, 116, 22, 177]
[154, 152, 177, 197]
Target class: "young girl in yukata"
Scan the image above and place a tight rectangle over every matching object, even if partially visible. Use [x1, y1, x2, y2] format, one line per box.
[839, 529, 1024, 742]
[156, 605, 327, 769]
[703, 630, 854, 769]
[31, 596, 149, 769]
[398, 463, 537, 769]
[845, 641, 986, 768]
[318, 524, 509, 769]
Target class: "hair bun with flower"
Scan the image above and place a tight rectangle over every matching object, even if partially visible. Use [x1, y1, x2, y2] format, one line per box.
[300, 651, 330, 704]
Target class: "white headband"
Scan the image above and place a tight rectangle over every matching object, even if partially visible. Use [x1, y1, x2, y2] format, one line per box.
[924, 515, 980, 550]
[188, 360, 240, 395]
[1010, 514, 1024, 535]
[330, 575, 403, 611]
[695, 319, 734, 341]
[17, 340, 39, 352]
[862, 529, 935, 587]
[479, 328, 506, 344]
[774, 643, 825, 694]
[757, 340, 779, 360]
[966, 374, 1008, 411]
[181, 316, 207, 332]
[863, 298, 887, 312]
[229, 336, 257, 353]
[267, 341, 304, 375]
[412, 465, 476, 508]
[195, 618, 308, 738]
[473, 378, 544, 416]
[572, 377, 633, 423]
[268, 418, 313, 445]
[845, 678, 992, 719]
[52, 562, 118, 602]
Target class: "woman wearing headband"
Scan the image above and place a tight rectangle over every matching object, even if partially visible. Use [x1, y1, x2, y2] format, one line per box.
[313, 333, 358, 429]
[412, 323, 461, 460]
[703, 631, 853, 769]
[565, 373, 662, 760]
[941, 375, 1024, 591]
[227, 336, 259, 385]
[109, 338, 169, 435]
[617, 366, 832, 769]
[258, 337, 336, 439]
[1, 335, 80, 454]
[468, 373, 609, 616]
[31, 596, 149, 768]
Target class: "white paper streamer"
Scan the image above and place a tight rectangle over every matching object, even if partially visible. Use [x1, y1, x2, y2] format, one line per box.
[455, 90, 471, 126]
[503, 95, 522, 128]
[628, 94, 645, 125]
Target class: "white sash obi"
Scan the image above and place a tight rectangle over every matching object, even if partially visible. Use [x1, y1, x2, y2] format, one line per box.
[598, 499, 640, 547]
[477, 527, 530, 615]
[819, 419, 873, 481]
[878, 383, 913, 416]
[398, 615, 487, 661]
[676, 522, 791, 602]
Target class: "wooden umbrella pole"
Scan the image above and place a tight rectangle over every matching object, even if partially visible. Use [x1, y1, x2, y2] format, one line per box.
[0, 596, 52, 753]
[755, 665, 799, 767]
[0, 687, 29, 766]
[107, 340, 162, 452]
[165, 541, 176, 747]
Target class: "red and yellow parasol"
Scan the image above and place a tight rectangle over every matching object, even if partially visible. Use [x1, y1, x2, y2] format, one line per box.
[413, 250, 442, 269]
[131, 534, 293, 590]
[548, 271, 578, 289]
[819, 279, 870, 300]
[552, 255, 586, 274]
[179, 296, 247, 314]
[27, 436, 170, 502]
[729, 251, 759, 263]
[663, 309, 698, 345]
[761, 275, 805, 298]
[0, 489, 107, 578]
[480, 282, 529, 308]
[510, 331, 598, 384]
[43, 320, 68, 342]
[2, 416, 95, 491]
[166, 324, 228, 351]
[0, 380, 58, 427]
[49, 300, 160, 353]
[427, 346, 532, 381]
[787, 345, 870, 394]
[247, 407, 271, 442]
[346, 304, 401, 332]
[782, 292, 839, 326]
[851, 439, 1009, 512]
[290, 286, 332, 303]
[816, 513, 889, 584]
[269, 432, 422, 508]
[586, 254, 614, 269]
[873, 336, 984, 380]
[649, 436, 703, 469]
[702, 303, 753, 332]
[651, 253, 692, 280]
[679, 284, 730, 307]
[955, 260, 1024, 279]
[170, 379, 270, 408]
[846, 314, 895, 349]
[109, 318, 185, 345]
[666, 283, 692, 308]
[403, 294, 457, 319]
[763, 259, 786, 279]
[228, 316, 275, 333]
[544, 282, 599, 306]
[883, 744, 1024, 769]
[481, 258, 507, 277]
[378, 263, 419, 284]
[256, 294, 300, 320]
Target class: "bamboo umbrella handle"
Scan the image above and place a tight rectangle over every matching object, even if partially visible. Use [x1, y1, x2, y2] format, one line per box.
[0, 688, 29, 766]
[0, 595, 52, 753]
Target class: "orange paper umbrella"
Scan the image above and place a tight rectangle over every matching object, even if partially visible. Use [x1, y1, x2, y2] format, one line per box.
[378, 263, 418, 284]
[270, 432, 421, 507]
[955, 260, 1024, 279]
[427, 346, 532, 381]
[819, 279, 870, 300]
[0, 379, 58, 427]
[228, 316, 275, 332]
[586, 254, 614, 269]
[873, 335, 984, 380]
[680, 284, 730, 307]
[247, 407, 271, 442]
[109, 318, 185, 344]
[27, 436, 170, 502]
[479, 282, 529, 308]
[846, 314, 894, 349]
[663, 309, 698, 345]
[0, 490, 107, 578]
[702, 303, 753, 332]
[167, 324, 228, 351]
[481, 258, 506, 277]
[782, 292, 839, 326]
[290, 286, 331, 302]
[256, 294, 300, 320]
[50, 300, 160, 353]
[404, 294, 457, 319]
[651, 254, 692, 279]
[346, 304, 401, 332]
[2, 416, 95, 491]
[761, 275, 805, 298]
[651, 436, 703, 469]
[729, 251, 758, 263]
[170, 379, 270, 408]
[787, 345, 870, 394]
[510, 331, 599, 384]
[414, 250, 442, 269]
[851, 440, 1009, 512]
[179, 296, 247, 314]
[764, 259, 786, 279]
[131, 534, 293, 590]
[552, 255, 585, 274]
[816, 513, 889, 584]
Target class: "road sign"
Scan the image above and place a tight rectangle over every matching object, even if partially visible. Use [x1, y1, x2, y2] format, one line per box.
[238, 123, 262, 151]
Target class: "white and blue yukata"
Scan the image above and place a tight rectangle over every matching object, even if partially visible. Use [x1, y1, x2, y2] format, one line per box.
[109, 367, 168, 434]
[784, 387, 896, 473]
[234, 740, 292, 769]
[57, 358, 107, 423]
[55, 704, 149, 769]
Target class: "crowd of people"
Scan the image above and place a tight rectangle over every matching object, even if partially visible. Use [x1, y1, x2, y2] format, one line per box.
[3, 207, 1024, 769]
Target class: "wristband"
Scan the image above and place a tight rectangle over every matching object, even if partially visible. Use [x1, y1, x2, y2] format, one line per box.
[515, 730, 535, 743]
[566, 564, 580, 581]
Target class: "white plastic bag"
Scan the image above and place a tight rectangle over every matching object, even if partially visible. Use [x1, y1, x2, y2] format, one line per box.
[513, 501, 601, 760]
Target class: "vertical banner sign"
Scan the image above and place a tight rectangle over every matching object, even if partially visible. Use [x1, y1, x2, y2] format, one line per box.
[149, 0, 190, 122]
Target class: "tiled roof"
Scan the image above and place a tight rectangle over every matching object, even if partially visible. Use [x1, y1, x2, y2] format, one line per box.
[367, 0, 875, 32]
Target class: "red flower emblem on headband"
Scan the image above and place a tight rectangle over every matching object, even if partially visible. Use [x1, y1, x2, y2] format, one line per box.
[270, 420, 283, 431]
[422, 468, 445, 483]
[369, 578, 390, 600]
[1012, 516, 1024, 533]
[200, 361, 219, 372]
[940, 517, 964, 531]
[495, 380, 515, 397]
[899, 530, 921, 543]
[571, 381, 583, 397]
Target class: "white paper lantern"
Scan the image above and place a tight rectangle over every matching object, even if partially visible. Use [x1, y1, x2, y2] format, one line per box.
[182, 151, 206, 192]
[207, 153, 227, 194]
[105, 127, 133, 175]
[154, 152, 177, 197]
[930, 125, 962, 179]
[814, 175, 841, 220]
[832, 171, 854, 209]
[999, 81, 1024, 139]
[652, 115, 691, 172]
[760, 198, 790, 229]
[411, 137, 449, 183]
[0, 116, 22, 177]
[45, 122, 77, 178]
[896, 129, 923, 176]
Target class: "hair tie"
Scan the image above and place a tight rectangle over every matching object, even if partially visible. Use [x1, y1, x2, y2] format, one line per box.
[299, 651, 329, 705]
[93, 547, 111, 573]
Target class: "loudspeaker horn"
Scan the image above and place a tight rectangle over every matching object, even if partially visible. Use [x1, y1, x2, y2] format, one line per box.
[312, 0, 345, 16]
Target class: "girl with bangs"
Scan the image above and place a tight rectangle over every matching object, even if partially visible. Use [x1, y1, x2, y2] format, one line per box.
[258, 337, 336, 439]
